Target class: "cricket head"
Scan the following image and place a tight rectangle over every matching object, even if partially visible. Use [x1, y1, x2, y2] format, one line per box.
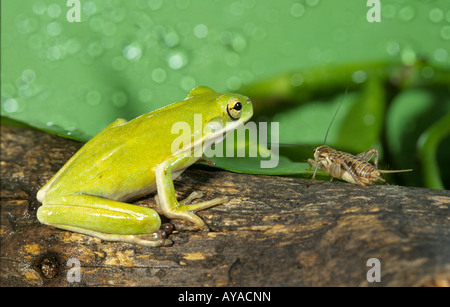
[313, 145, 334, 161]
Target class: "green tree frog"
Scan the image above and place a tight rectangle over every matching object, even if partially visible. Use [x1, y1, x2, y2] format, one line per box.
[36, 86, 253, 246]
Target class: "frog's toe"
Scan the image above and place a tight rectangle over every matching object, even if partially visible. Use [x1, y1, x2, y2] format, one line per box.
[131, 224, 175, 246]
[179, 191, 203, 206]
[156, 191, 205, 209]
[180, 195, 229, 213]
[129, 233, 173, 247]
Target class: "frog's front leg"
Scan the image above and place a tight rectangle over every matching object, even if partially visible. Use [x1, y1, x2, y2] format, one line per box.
[37, 194, 172, 246]
[154, 156, 229, 231]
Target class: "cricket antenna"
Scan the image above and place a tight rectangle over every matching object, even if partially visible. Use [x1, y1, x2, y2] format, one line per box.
[323, 88, 348, 145]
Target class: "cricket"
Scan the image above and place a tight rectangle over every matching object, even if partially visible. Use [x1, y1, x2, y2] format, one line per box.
[307, 89, 412, 188]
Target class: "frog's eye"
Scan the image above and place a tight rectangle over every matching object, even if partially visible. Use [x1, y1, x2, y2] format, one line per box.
[227, 98, 242, 120]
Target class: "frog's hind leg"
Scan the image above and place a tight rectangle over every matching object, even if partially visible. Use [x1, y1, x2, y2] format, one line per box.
[37, 194, 171, 246]
[154, 158, 229, 231]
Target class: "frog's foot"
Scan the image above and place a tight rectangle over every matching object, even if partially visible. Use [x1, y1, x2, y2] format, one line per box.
[129, 223, 174, 247]
[105, 232, 173, 247]
[50, 224, 173, 247]
[179, 191, 204, 206]
[155, 192, 229, 230]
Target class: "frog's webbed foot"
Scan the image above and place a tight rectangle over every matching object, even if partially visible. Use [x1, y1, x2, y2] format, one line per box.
[97, 222, 175, 246]
[155, 192, 229, 231]
[179, 191, 203, 206]
[155, 191, 203, 208]
[126, 223, 174, 246]
[179, 191, 229, 210]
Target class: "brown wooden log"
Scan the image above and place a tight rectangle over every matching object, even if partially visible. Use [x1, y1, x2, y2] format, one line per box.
[1, 125, 449, 286]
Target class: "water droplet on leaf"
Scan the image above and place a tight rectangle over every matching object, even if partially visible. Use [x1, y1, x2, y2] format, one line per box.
[152, 68, 167, 83]
[399, 6, 415, 21]
[47, 4, 61, 18]
[21, 70, 36, 84]
[47, 46, 62, 61]
[3, 98, 19, 113]
[86, 90, 102, 106]
[382, 4, 396, 19]
[32, 1, 47, 15]
[168, 51, 187, 70]
[440, 25, 450, 40]
[18, 85, 33, 98]
[429, 8, 444, 23]
[83, 1, 97, 16]
[352, 70, 367, 84]
[290, 3, 305, 18]
[123, 44, 142, 61]
[386, 41, 400, 56]
[16, 15, 39, 34]
[434, 48, 448, 63]
[46, 22, 61, 36]
[112, 91, 127, 107]
[231, 34, 247, 52]
[193, 24, 208, 38]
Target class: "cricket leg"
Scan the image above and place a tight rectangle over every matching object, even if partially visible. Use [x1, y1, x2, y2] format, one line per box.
[356, 148, 379, 168]
[307, 158, 320, 188]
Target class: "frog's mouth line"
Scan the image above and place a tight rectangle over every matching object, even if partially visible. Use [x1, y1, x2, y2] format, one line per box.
[202, 119, 245, 150]
[175, 117, 250, 158]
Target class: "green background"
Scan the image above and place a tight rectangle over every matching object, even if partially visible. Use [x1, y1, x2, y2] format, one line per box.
[2, 0, 450, 188]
